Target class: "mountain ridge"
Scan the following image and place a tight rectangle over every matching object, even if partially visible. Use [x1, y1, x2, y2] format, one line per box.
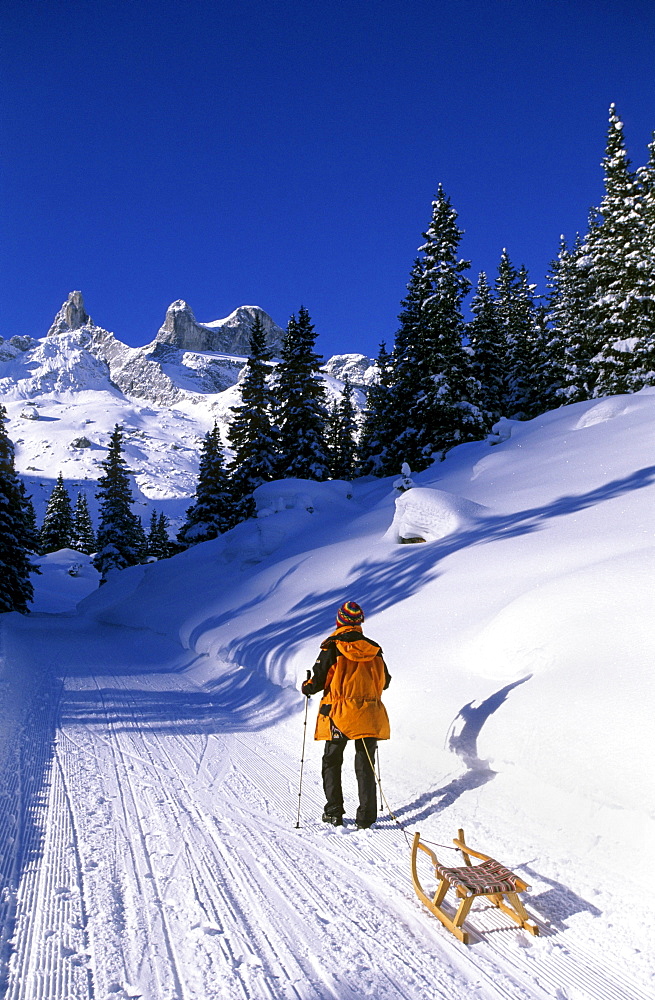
[0, 291, 376, 530]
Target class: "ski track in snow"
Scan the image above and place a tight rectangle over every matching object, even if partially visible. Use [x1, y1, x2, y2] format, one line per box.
[0, 616, 653, 1000]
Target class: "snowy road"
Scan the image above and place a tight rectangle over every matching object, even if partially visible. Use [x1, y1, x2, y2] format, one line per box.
[1, 613, 653, 1000]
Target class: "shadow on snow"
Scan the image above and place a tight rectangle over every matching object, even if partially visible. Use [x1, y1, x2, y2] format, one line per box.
[216, 464, 655, 683]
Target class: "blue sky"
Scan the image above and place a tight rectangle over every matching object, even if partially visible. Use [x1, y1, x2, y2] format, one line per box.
[2, 0, 655, 360]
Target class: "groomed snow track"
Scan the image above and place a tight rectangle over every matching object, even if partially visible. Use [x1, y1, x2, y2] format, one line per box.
[1, 615, 653, 1000]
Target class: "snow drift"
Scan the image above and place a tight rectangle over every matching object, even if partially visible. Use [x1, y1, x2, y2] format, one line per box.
[384, 486, 489, 542]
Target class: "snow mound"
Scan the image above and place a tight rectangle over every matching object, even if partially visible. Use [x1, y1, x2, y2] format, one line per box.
[253, 478, 353, 517]
[574, 397, 632, 428]
[31, 548, 100, 612]
[384, 486, 489, 543]
[487, 416, 518, 444]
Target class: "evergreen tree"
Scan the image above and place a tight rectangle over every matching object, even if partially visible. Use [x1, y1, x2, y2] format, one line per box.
[18, 482, 40, 556]
[630, 132, 655, 386]
[380, 258, 434, 472]
[416, 186, 484, 455]
[93, 425, 144, 581]
[585, 105, 654, 396]
[133, 516, 148, 563]
[546, 234, 595, 402]
[39, 472, 74, 553]
[494, 251, 551, 418]
[468, 271, 505, 427]
[146, 510, 159, 558]
[327, 378, 358, 479]
[0, 405, 36, 613]
[157, 512, 172, 558]
[638, 132, 655, 256]
[228, 314, 279, 521]
[273, 306, 330, 480]
[159, 512, 172, 556]
[71, 492, 96, 554]
[325, 398, 342, 479]
[147, 510, 172, 559]
[177, 424, 234, 546]
[358, 341, 396, 476]
[364, 189, 484, 476]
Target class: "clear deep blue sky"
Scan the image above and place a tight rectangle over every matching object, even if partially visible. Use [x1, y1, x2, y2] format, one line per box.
[2, 0, 655, 359]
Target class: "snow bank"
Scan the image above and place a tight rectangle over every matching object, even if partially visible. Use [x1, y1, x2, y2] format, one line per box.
[384, 485, 489, 542]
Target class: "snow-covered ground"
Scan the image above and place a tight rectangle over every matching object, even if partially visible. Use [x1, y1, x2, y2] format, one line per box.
[1, 389, 654, 1000]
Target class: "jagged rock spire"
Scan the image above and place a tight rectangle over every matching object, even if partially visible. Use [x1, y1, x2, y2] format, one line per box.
[156, 300, 203, 348]
[47, 291, 92, 337]
[155, 300, 285, 356]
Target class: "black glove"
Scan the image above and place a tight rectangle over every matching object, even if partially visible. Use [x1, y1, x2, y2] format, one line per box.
[301, 679, 313, 697]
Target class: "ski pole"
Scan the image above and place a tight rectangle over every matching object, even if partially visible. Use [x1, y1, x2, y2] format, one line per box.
[376, 745, 383, 811]
[294, 670, 312, 828]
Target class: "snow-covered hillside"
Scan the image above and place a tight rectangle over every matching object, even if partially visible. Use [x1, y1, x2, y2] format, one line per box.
[0, 388, 653, 1000]
[0, 292, 372, 527]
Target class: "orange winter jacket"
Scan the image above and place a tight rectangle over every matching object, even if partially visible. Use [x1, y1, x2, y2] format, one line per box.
[307, 625, 391, 741]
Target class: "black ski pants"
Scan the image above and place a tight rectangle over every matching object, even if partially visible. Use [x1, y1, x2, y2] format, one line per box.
[322, 736, 378, 827]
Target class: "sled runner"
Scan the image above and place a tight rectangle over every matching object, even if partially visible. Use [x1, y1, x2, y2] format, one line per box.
[411, 828, 539, 944]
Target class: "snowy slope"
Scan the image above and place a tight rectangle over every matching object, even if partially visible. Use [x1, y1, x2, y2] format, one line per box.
[1, 389, 654, 1000]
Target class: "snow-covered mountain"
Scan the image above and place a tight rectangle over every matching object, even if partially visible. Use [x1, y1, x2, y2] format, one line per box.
[0, 291, 374, 526]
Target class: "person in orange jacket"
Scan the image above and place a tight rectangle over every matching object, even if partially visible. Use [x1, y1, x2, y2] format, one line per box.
[302, 601, 391, 829]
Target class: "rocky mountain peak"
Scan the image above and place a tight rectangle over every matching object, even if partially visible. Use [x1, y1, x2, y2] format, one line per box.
[47, 291, 92, 337]
[155, 301, 285, 356]
[156, 300, 201, 347]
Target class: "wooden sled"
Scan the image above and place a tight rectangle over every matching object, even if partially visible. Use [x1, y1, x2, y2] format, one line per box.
[411, 828, 539, 944]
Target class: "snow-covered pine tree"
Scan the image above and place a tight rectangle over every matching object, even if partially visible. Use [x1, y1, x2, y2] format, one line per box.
[325, 398, 342, 479]
[156, 512, 172, 558]
[357, 341, 397, 476]
[177, 423, 234, 546]
[514, 265, 559, 417]
[133, 517, 148, 563]
[585, 105, 654, 396]
[273, 306, 330, 480]
[630, 132, 655, 387]
[494, 251, 551, 418]
[228, 314, 279, 521]
[327, 378, 358, 480]
[93, 425, 144, 581]
[534, 297, 565, 413]
[468, 271, 506, 428]
[638, 132, 655, 258]
[393, 462, 415, 493]
[18, 482, 40, 556]
[360, 190, 484, 475]
[39, 472, 74, 553]
[379, 258, 433, 473]
[147, 509, 172, 559]
[0, 405, 36, 613]
[413, 186, 485, 459]
[545, 234, 595, 403]
[71, 492, 96, 554]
